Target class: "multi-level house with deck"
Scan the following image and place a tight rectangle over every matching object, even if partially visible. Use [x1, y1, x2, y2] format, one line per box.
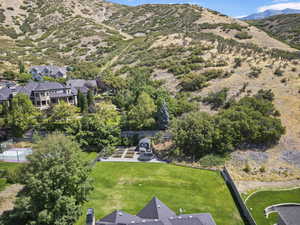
[29, 65, 68, 79]
[0, 81, 77, 109]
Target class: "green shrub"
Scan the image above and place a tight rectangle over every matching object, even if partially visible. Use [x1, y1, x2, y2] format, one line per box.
[255, 89, 274, 102]
[274, 68, 284, 76]
[202, 88, 229, 110]
[180, 73, 208, 91]
[235, 32, 253, 40]
[234, 58, 242, 68]
[199, 154, 227, 167]
[243, 163, 251, 173]
[259, 165, 266, 173]
[248, 67, 262, 78]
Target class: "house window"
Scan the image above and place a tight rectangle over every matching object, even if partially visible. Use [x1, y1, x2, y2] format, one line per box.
[37, 101, 40, 106]
[42, 101, 46, 105]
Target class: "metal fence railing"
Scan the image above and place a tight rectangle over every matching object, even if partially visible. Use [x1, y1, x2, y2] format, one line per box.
[221, 168, 257, 225]
[0, 148, 32, 163]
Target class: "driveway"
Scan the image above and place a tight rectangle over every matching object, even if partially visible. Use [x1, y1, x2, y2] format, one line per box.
[98, 147, 166, 163]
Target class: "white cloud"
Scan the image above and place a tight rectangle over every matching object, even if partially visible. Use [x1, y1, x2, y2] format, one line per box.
[272, 0, 290, 2]
[258, 2, 300, 12]
[234, 15, 247, 18]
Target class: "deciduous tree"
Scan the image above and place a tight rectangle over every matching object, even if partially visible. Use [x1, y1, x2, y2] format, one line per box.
[127, 92, 157, 130]
[76, 102, 121, 151]
[46, 102, 80, 133]
[6, 94, 39, 137]
[6, 133, 92, 225]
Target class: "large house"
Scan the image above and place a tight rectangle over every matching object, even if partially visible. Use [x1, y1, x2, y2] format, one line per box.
[66, 79, 98, 94]
[87, 197, 216, 225]
[265, 203, 300, 225]
[0, 81, 77, 110]
[29, 65, 68, 79]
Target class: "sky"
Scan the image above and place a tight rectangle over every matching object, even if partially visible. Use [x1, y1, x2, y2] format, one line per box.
[107, 0, 300, 17]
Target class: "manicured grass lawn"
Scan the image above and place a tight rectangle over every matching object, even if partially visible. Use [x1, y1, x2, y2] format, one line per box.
[0, 162, 23, 171]
[76, 163, 244, 225]
[80, 152, 98, 164]
[246, 188, 300, 225]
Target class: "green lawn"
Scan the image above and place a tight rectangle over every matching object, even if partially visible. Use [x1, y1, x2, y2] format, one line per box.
[76, 162, 244, 225]
[0, 162, 23, 191]
[80, 152, 98, 164]
[246, 188, 300, 225]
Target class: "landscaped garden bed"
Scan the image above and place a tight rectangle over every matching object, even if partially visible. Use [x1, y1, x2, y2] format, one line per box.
[124, 153, 135, 158]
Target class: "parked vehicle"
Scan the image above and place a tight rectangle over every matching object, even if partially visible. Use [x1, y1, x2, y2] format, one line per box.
[137, 138, 154, 161]
[138, 152, 154, 161]
[137, 138, 152, 153]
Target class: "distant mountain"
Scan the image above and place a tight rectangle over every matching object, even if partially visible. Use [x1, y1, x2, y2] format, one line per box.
[241, 8, 300, 20]
[248, 13, 300, 49]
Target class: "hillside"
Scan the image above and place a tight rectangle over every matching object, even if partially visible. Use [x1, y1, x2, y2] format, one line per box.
[0, 0, 296, 72]
[248, 14, 300, 49]
[1, 0, 300, 182]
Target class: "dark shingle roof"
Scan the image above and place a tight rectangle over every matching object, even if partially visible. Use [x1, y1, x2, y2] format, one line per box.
[277, 205, 300, 225]
[0, 87, 12, 101]
[100, 210, 142, 224]
[137, 197, 176, 220]
[29, 65, 67, 78]
[169, 217, 204, 225]
[176, 214, 216, 225]
[34, 82, 65, 91]
[134, 220, 165, 225]
[66, 79, 97, 88]
[96, 198, 216, 225]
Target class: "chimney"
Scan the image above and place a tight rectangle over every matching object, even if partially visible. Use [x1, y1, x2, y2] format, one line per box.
[86, 208, 95, 225]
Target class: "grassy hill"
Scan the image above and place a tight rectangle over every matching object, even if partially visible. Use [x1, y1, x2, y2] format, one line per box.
[248, 14, 300, 49]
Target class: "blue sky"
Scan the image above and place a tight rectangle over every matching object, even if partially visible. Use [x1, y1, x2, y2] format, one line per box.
[107, 0, 300, 17]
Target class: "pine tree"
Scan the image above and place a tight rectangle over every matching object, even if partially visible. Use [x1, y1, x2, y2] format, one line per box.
[157, 101, 170, 130]
[87, 89, 94, 107]
[77, 91, 88, 113]
[18, 61, 25, 74]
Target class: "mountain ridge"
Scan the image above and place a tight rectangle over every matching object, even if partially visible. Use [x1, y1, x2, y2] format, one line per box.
[240, 8, 300, 20]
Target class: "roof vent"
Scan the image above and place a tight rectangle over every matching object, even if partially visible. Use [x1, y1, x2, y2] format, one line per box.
[157, 205, 161, 208]
[170, 217, 174, 219]
[131, 221, 135, 223]
[178, 216, 182, 219]
[189, 216, 193, 218]
[118, 212, 123, 216]
[142, 220, 146, 223]
[154, 219, 158, 222]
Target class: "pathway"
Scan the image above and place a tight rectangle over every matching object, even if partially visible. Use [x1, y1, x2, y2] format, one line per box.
[237, 179, 300, 193]
[0, 184, 23, 215]
[100, 41, 133, 73]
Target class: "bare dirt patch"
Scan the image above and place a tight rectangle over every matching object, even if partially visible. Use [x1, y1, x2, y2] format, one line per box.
[0, 184, 23, 215]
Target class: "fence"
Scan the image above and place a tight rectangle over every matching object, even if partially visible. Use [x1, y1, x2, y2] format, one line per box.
[0, 148, 32, 163]
[221, 168, 257, 225]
